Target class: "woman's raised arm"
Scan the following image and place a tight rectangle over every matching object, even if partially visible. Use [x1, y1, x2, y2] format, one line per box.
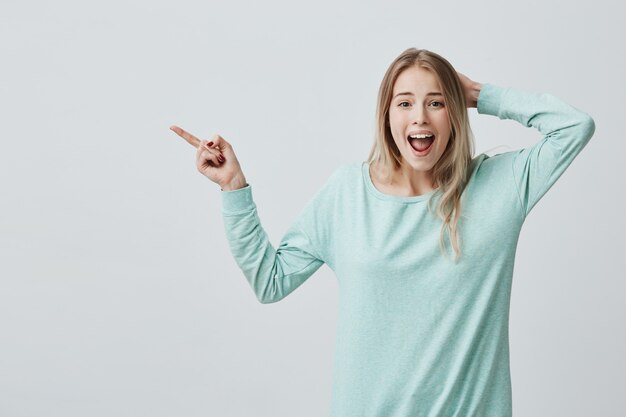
[476, 84, 596, 218]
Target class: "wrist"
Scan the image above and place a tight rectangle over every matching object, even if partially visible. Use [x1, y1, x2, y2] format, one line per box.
[470, 82, 483, 108]
[220, 174, 248, 191]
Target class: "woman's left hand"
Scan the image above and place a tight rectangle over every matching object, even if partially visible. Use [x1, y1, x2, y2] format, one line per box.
[456, 72, 483, 108]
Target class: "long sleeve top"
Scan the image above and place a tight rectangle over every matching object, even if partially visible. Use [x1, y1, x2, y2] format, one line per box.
[219, 83, 596, 417]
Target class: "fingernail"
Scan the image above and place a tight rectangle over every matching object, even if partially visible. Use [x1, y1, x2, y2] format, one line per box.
[207, 141, 214, 146]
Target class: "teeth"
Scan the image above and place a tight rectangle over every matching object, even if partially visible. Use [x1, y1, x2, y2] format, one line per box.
[409, 134, 434, 139]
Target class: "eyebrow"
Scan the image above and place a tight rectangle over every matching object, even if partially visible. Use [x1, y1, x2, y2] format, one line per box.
[393, 91, 443, 99]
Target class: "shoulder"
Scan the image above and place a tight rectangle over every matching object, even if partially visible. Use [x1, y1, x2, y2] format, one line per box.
[322, 161, 362, 187]
[302, 162, 362, 208]
[334, 161, 361, 176]
[467, 149, 524, 196]
[471, 148, 517, 177]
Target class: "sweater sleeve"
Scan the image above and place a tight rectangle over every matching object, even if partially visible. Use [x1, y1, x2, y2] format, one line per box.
[220, 183, 326, 304]
[477, 83, 596, 219]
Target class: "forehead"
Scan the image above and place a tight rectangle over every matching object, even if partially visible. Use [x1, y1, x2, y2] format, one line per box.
[393, 66, 441, 95]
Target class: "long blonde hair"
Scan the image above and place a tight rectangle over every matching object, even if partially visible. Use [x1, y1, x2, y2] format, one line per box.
[366, 47, 476, 263]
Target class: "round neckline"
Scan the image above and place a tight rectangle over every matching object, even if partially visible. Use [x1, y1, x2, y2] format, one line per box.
[361, 161, 441, 204]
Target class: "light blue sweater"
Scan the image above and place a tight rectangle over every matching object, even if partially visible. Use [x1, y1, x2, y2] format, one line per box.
[220, 83, 595, 416]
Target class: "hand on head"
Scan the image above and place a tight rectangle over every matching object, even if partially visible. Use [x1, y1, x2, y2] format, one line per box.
[456, 72, 482, 108]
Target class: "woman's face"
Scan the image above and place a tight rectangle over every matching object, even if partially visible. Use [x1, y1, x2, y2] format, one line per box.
[388, 65, 451, 175]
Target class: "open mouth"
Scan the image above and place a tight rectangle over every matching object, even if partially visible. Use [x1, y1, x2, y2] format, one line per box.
[407, 134, 435, 154]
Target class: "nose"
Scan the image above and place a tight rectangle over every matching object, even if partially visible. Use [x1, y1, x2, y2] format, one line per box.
[411, 106, 429, 125]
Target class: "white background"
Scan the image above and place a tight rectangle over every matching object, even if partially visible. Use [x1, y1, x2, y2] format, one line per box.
[1, 0, 624, 416]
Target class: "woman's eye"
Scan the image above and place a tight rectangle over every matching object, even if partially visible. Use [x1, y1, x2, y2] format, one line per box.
[398, 101, 444, 108]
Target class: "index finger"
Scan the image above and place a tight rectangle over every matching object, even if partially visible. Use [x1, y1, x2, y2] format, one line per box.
[169, 125, 202, 148]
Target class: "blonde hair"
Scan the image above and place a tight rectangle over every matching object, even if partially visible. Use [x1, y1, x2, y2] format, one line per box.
[366, 47, 476, 263]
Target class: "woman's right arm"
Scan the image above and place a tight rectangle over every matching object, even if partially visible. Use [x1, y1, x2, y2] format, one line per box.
[169, 125, 329, 303]
[221, 184, 326, 304]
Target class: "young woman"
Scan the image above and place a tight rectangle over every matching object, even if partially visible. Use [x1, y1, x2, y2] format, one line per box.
[170, 47, 595, 417]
